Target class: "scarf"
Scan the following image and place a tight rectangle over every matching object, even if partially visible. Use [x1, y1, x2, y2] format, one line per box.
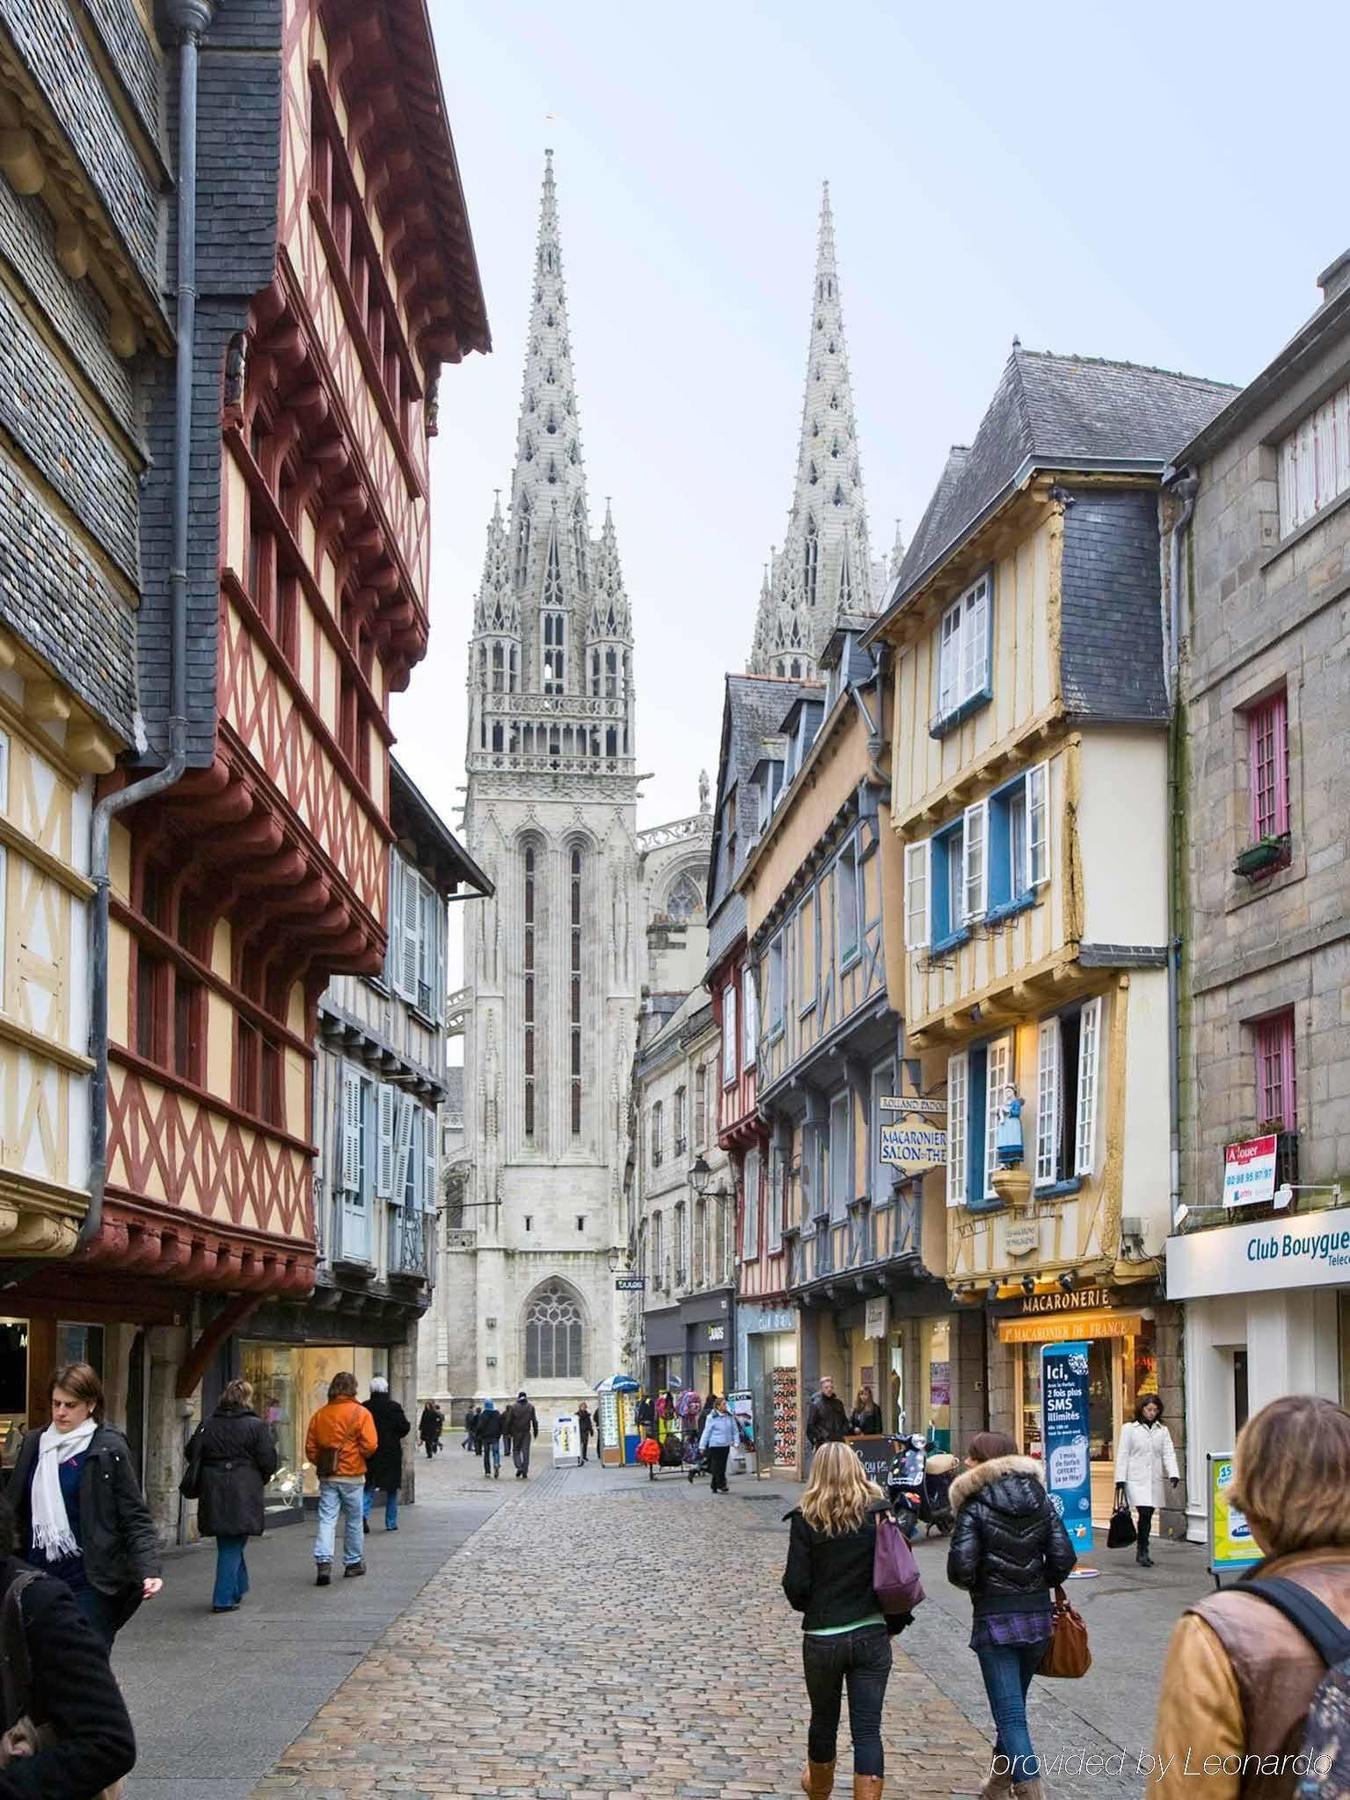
[30, 1417, 98, 1561]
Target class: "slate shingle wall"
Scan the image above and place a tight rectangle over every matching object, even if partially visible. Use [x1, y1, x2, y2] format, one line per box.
[1059, 488, 1168, 723]
[81, 0, 162, 149]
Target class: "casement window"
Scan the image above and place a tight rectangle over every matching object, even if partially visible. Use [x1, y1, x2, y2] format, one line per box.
[722, 981, 738, 1086]
[936, 571, 992, 722]
[767, 933, 785, 1032]
[983, 1036, 1013, 1203]
[918, 763, 1051, 941]
[388, 852, 445, 1022]
[674, 1202, 687, 1282]
[651, 1211, 663, 1284]
[946, 1052, 968, 1208]
[651, 1099, 664, 1169]
[929, 819, 966, 944]
[1034, 997, 1104, 1187]
[829, 1090, 851, 1220]
[767, 1145, 784, 1250]
[986, 764, 1051, 909]
[837, 839, 862, 963]
[904, 841, 929, 951]
[743, 1148, 761, 1261]
[946, 1037, 1015, 1209]
[1253, 1009, 1297, 1132]
[871, 1061, 896, 1202]
[742, 964, 759, 1068]
[1278, 377, 1350, 533]
[963, 801, 987, 923]
[674, 1085, 687, 1156]
[1247, 692, 1290, 842]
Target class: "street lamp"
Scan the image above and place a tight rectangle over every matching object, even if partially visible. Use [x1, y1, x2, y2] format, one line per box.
[689, 1153, 713, 1197]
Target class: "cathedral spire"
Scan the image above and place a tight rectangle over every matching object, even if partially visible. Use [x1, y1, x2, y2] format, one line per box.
[750, 182, 876, 677]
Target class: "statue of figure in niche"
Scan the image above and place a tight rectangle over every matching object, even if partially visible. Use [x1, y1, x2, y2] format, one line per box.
[995, 1085, 1024, 1168]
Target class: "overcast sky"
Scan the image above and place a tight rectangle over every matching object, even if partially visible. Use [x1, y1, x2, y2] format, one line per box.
[393, 0, 1348, 834]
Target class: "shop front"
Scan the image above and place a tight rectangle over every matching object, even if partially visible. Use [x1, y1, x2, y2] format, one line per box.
[737, 1302, 798, 1471]
[641, 1290, 735, 1402]
[1168, 1204, 1350, 1543]
[237, 1340, 389, 1520]
[0, 1317, 111, 1473]
[989, 1283, 1169, 1526]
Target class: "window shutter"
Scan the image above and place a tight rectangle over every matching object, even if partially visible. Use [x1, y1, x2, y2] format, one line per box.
[904, 840, 930, 950]
[946, 1052, 968, 1208]
[422, 1104, 438, 1212]
[383, 856, 399, 988]
[963, 801, 987, 922]
[1035, 1017, 1061, 1186]
[397, 860, 419, 1000]
[376, 1082, 396, 1198]
[723, 984, 737, 1084]
[743, 1150, 760, 1260]
[937, 605, 960, 716]
[392, 1090, 415, 1204]
[1026, 763, 1050, 887]
[1075, 999, 1102, 1175]
[984, 1036, 1012, 1200]
[340, 1065, 363, 1192]
[969, 574, 991, 694]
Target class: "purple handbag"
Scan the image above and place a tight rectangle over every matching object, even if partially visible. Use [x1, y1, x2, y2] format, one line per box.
[873, 1513, 926, 1614]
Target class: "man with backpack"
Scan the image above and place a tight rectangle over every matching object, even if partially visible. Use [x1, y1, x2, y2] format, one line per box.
[500, 1392, 539, 1480]
[1150, 1394, 1350, 1800]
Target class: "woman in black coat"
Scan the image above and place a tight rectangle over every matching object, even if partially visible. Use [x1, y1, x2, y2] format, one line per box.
[0, 1494, 136, 1798]
[946, 1432, 1076, 1800]
[7, 1361, 161, 1649]
[361, 1380, 410, 1531]
[418, 1403, 443, 1458]
[187, 1379, 278, 1614]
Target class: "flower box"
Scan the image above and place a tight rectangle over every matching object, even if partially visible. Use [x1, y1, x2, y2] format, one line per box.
[1233, 834, 1291, 880]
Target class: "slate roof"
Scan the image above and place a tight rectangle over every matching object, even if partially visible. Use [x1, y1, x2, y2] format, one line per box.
[882, 349, 1236, 621]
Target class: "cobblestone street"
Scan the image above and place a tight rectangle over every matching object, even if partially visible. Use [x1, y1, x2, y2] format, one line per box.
[240, 1449, 1211, 1800]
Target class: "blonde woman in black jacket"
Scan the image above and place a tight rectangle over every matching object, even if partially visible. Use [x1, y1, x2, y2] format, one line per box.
[947, 1433, 1076, 1800]
[782, 1441, 910, 1800]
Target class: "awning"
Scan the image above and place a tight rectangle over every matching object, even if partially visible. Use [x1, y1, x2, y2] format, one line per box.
[997, 1311, 1144, 1346]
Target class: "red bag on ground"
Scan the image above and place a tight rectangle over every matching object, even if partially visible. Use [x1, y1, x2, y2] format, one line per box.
[873, 1514, 925, 1614]
[636, 1435, 661, 1465]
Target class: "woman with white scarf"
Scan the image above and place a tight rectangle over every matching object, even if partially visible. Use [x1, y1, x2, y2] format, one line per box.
[8, 1362, 162, 1648]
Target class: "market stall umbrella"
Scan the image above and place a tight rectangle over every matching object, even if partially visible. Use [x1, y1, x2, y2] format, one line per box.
[595, 1374, 640, 1394]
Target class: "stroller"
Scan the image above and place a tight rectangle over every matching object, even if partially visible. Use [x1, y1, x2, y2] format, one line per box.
[682, 1434, 709, 1484]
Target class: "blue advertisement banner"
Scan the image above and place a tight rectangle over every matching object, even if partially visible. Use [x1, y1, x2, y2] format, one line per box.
[1041, 1342, 1094, 1550]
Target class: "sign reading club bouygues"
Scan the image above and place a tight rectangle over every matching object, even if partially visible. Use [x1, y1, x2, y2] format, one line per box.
[1041, 1342, 1094, 1550]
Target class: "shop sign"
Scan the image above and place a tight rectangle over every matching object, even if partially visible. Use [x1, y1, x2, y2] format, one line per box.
[1041, 1343, 1094, 1550]
[1167, 1204, 1350, 1301]
[880, 1119, 947, 1174]
[704, 1323, 726, 1346]
[1223, 1136, 1278, 1209]
[614, 1276, 646, 1291]
[864, 1296, 889, 1339]
[1018, 1285, 1113, 1315]
[879, 1096, 947, 1116]
[1005, 1222, 1039, 1258]
[998, 1311, 1143, 1346]
[1207, 1452, 1261, 1576]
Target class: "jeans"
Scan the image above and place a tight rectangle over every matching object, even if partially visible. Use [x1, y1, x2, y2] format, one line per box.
[314, 1477, 365, 1567]
[803, 1624, 892, 1776]
[363, 1485, 399, 1529]
[512, 1436, 532, 1476]
[482, 1439, 501, 1475]
[976, 1640, 1050, 1781]
[213, 1535, 250, 1609]
[75, 1584, 129, 1650]
[707, 1446, 731, 1492]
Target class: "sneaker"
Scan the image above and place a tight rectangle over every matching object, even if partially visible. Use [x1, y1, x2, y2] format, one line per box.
[386, 1524, 398, 1531]
[212, 1603, 239, 1613]
[343, 1562, 367, 1578]
[315, 1564, 332, 1587]
[363, 1520, 370, 1535]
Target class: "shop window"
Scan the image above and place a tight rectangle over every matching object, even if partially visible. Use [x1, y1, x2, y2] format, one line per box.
[524, 1281, 584, 1380]
[1034, 998, 1102, 1188]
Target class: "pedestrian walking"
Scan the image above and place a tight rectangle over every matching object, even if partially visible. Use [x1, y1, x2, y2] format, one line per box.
[361, 1377, 410, 1533]
[476, 1398, 504, 1478]
[418, 1401, 443, 1459]
[462, 1403, 481, 1453]
[782, 1440, 909, 1799]
[501, 1392, 539, 1479]
[0, 1493, 137, 1796]
[806, 1377, 850, 1451]
[947, 1431, 1076, 1800]
[185, 1377, 277, 1614]
[1151, 1394, 1350, 1800]
[577, 1401, 594, 1464]
[8, 1361, 163, 1649]
[304, 1371, 377, 1586]
[1113, 1394, 1180, 1568]
[850, 1387, 883, 1437]
[698, 1397, 741, 1494]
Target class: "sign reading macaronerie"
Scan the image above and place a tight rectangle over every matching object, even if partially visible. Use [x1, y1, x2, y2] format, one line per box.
[1167, 1204, 1350, 1300]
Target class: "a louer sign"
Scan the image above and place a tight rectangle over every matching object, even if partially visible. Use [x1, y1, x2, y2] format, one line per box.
[1167, 1204, 1350, 1300]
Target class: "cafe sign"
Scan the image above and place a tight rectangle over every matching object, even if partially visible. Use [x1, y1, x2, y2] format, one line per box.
[880, 1117, 947, 1175]
[1018, 1285, 1114, 1315]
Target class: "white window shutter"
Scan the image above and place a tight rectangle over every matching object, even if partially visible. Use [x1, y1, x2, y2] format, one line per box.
[340, 1066, 363, 1192]
[1075, 998, 1103, 1175]
[376, 1082, 395, 1198]
[970, 575, 991, 692]
[399, 861, 420, 1000]
[984, 1036, 1012, 1201]
[1027, 763, 1050, 887]
[963, 801, 987, 922]
[946, 1052, 968, 1208]
[904, 840, 930, 950]
[424, 1105, 438, 1212]
[392, 1091, 415, 1204]
[1035, 1017, 1061, 1186]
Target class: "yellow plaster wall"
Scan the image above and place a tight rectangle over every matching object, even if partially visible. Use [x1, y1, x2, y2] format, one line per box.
[206, 992, 233, 1096]
[223, 457, 248, 578]
[107, 918, 130, 1048]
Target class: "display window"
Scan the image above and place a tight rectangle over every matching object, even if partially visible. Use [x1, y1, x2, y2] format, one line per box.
[1013, 1318, 1155, 1521]
[240, 1343, 382, 1507]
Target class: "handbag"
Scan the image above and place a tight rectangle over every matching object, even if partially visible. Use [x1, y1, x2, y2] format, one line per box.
[872, 1512, 926, 1614]
[1107, 1504, 1137, 1549]
[178, 1424, 205, 1501]
[0, 1570, 124, 1798]
[1037, 1584, 1091, 1678]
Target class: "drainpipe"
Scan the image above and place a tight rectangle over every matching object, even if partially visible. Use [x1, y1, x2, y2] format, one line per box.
[81, 0, 213, 1254]
[1164, 468, 1199, 1232]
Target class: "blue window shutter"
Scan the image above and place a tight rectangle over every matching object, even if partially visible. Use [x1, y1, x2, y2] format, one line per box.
[988, 791, 1012, 908]
[968, 1046, 988, 1204]
[931, 833, 950, 942]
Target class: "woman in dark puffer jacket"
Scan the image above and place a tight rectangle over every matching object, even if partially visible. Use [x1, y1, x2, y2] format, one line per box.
[948, 1432, 1076, 1800]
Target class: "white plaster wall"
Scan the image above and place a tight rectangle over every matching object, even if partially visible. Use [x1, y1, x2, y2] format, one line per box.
[1076, 730, 1168, 948]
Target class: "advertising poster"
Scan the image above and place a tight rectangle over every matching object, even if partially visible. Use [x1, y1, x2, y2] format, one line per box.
[1208, 1453, 1261, 1576]
[1041, 1342, 1094, 1550]
[551, 1415, 581, 1468]
[727, 1390, 756, 1450]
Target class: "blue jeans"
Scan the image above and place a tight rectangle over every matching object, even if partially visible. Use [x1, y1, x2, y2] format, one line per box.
[802, 1624, 893, 1777]
[213, 1535, 250, 1608]
[482, 1439, 501, 1475]
[314, 1478, 365, 1567]
[976, 1641, 1050, 1781]
[363, 1485, 399, 1529]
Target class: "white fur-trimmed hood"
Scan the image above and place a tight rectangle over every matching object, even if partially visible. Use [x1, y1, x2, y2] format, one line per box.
[949, 1454, 1044, 1513]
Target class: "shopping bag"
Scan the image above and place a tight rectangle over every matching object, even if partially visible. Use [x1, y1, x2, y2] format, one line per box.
[872, 1513, 925, 1614]
[1107, 1505, 1137, 1549]
[1038, 1585, 1091, 1678]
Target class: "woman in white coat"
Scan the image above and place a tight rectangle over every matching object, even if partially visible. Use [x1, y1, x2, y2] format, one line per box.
[1113, 1394, 1180, 1568]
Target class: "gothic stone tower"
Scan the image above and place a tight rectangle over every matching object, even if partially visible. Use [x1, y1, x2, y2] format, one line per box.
[750, 183, 885, 678]
[457, 152, 639, 1407]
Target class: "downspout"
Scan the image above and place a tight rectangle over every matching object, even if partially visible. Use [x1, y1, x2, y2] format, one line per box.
[82, 0, 213, 1254]
[1164, 468, 1199, 1232]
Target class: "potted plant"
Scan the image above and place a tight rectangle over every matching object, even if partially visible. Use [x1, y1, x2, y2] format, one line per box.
[1233, 834, 1291, 880]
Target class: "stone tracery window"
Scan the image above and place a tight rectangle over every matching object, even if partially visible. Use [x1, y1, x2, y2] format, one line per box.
[666, 871, 704, 921]
[524, 1281, 585, 1380]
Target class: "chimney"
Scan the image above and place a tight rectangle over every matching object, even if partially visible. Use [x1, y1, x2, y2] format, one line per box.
[1317, 250, 1350, 305]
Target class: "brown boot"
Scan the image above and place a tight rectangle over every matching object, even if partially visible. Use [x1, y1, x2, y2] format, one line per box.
[852, 1778, 883, 1800]
[800, 1762, 835, 1798]
[1012, 1782, 1044, 1800]
[979, 1769, 1015, 1800]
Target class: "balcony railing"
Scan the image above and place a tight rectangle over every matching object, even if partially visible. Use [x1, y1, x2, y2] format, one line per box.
[388, 1205, 433, 1282]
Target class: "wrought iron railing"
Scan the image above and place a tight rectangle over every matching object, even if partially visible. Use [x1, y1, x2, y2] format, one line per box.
[388, 1206, 433, 1281]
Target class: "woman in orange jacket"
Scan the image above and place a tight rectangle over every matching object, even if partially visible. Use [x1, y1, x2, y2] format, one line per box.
[304, 1371, 377, 1585]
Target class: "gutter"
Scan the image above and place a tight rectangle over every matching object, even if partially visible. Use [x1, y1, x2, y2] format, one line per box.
[81, 0, 213, 1255]
[1162, 465, 1200, 1233]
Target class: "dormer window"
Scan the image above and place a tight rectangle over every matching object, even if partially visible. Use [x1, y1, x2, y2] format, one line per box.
[934, 571, 992, 732]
